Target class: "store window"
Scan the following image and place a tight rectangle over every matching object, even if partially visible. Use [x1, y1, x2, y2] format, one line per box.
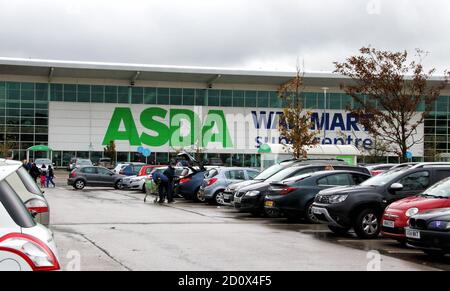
[144, 88, 157, 104]
[208, 90, 220, 106]
[131, 87, 143, 104]
[245, 91, 257, 108]
[170, 88, 182, 105]
[183, 89, 195, 106]
[157, 88, 170, 105]
[220, 90, 233, 107]
[91, 86, 104, 103]
[105, 86, 118, 103]
[117, 87, 129, 104]
[77, 85, 90, 102]
[63, 84, 77, 102]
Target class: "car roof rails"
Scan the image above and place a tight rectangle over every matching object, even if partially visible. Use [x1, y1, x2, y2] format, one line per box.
[411, 162, 450, 169]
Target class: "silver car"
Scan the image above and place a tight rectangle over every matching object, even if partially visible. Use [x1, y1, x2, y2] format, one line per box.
[0, 159, 50, 226]
[198, 167, 260, 204]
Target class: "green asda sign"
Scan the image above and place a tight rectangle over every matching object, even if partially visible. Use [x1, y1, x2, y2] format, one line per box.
[102, 107, 233, 148]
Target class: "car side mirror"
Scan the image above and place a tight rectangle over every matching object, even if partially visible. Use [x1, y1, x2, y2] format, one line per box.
[390, 183, 404, 192]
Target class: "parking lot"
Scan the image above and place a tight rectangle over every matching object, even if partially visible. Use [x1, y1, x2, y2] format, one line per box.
[47, 173, 449, 271]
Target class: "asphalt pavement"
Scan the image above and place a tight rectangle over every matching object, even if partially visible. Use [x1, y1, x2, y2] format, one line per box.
[44, 173, 449, 271]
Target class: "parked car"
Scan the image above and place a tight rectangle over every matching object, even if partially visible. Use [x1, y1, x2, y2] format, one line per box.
[97, 158, 113, 169]
[0, 159, 50, 227]
[34, 158, 53, 169]
[234, 163, 369, 216]
[74, 159, 93, 170]
[406, 208, 450, 257]
[222, 159, 349, 206]
[138, 165, 163, 177]
[366, 164, 396, 176]
[175, 152, 209, 201]
[198, 167, 260, 204]
[0, 166, 60, 271]
[264, 170, 371, 222]
[312, 163, 450, 239]
[113, 163, 146, 176]
[222, 160, 302, 205]
[382, 177, 450, 242]
[68, 166, 124, 190]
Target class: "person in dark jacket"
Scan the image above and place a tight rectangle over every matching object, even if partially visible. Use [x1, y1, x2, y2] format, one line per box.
[163, 160, 176, 203]
[46, 165, 56, 188]
[153, 171, 169, 204]
[29, 163, 40, 183]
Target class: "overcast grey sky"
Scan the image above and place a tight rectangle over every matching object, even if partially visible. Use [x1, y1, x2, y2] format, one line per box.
[0, 0, 449, 73]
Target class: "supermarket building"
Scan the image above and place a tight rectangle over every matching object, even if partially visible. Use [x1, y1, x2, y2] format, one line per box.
[0, 57, 449, 167]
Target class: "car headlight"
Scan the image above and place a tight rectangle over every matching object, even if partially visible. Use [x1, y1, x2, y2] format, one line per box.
[246, 190, 260, 197]
[328, 194, 348, 204]
[428, 221, 450, 231]
[405, 208, 419, 218]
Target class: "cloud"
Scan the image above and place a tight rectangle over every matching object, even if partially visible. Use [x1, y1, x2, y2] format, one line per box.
[0, 0, 448, 73]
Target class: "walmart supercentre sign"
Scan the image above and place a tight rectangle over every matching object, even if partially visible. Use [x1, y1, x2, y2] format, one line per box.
[48, 102, 423, 155]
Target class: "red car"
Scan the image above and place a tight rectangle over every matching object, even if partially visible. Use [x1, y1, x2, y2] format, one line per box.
[382, 177, 450, 241]
[138, 165, 166, 177]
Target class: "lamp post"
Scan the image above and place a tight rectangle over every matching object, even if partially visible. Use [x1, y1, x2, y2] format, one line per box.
[321, 87, 329, 139]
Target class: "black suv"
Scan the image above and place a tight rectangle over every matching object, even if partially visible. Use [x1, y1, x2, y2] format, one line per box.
[312, 163, 450, 239]
[233, 163, 370, 215]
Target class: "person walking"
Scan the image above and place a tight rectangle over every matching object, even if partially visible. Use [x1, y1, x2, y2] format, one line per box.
[46, 165, 56, 188]
[29, 163, 40, 183]
[163, 159, 176, 203]
[40, 165, 47, 188]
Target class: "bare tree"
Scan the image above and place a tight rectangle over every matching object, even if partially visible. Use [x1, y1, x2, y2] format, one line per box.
[278, 70, 319, 159]
[334, 47, 449, 161]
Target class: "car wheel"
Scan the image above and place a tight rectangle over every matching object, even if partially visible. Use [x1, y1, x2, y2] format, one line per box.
[305, 201, 319, 224]
[328, 225, 350, 235]
[115, 180, 124, 190]
[196, 189, 206, 203]
[354, 208, 381, 239]
[213, 191, 224, 205]
[74, 180, 85, 190]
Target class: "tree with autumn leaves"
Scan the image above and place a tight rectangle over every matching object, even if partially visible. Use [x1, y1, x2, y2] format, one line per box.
[278, 70, 319, 159]
[335, 47, 449, 161]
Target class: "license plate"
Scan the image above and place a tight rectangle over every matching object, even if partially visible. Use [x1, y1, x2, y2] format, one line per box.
[223, 194, 230, 200]
[265, 201, 274, 208]
[383, 220, 395, 228]
[406, 229, 421, 239]
[234, 197, 241, 204]
[312, 207, 323, 215]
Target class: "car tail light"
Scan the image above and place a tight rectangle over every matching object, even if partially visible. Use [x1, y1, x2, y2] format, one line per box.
[207, 178, 218, 186]
[0, 233, 60, 271]
[371, 170, 384, 176]
[280, 187, 297, 195]
[180, 177, 192, 184]
[70, 171, 77, 178]
[25, 199, 49, 215]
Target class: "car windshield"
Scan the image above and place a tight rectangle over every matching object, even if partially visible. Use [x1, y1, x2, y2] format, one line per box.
[35, 159, 51, 164]
[266, 166, 305, 183]
[421, 178, 450, 198]
[360, 168, 410, 187]
[77, 160, 92, 165]
[255, 163, 291, 180]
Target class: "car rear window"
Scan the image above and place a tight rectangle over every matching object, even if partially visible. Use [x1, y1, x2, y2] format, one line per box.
[17, 167, 43, 196]
[0, 180, 36, 228]
[205, 169, 219, 179]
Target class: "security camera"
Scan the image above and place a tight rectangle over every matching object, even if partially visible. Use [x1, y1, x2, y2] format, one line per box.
[130, 81, 135, 87]
[207, 84, 213, 89]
